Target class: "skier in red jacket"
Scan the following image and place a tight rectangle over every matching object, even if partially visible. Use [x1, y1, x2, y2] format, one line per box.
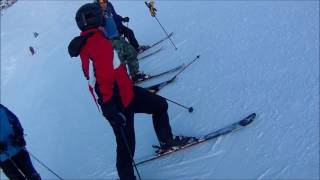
[68, 3, 190, 180]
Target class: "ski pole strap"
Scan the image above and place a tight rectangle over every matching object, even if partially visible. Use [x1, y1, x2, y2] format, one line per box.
[145, 1, 157, 17]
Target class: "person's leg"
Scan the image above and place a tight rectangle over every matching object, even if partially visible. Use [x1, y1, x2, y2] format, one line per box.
[111, 38, 139, 76]
[129, 88, 192, 149]
[129, 86, 173, 143]
[12, 149, 41, 180]
[0, 151, 27, 180]
[121, 38, 139, 76]
[105, 109, 136, 180]
[118, 25, 139, 51]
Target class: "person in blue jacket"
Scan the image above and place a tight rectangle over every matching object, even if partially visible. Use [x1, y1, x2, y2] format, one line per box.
[97, 0, 150, 82]
[0, 104, 41, 180]
[97, 0, 149, 53]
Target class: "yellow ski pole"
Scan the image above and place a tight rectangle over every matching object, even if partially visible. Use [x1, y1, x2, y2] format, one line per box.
[145, 1, 178, 50]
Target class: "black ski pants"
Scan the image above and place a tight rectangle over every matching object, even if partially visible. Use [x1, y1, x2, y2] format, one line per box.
[103, 86, 173, 180]
[0, 149, 41, 180]
[118, 25, 140, 51]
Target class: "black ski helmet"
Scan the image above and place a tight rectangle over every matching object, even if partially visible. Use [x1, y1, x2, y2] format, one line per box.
[75, 3, 104, 31]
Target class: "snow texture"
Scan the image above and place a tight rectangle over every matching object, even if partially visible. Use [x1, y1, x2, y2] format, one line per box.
[1, 1, 319, 179]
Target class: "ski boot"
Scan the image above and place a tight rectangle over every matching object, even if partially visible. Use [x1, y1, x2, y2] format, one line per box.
[137, 45, 151, 54]
[131, 71, 150, 83]
[154, 135, 197, 154]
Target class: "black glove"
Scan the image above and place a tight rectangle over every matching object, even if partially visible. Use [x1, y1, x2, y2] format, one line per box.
[10, 134, 26, 147]
[0, 142, 7, 153]
[109, 112, 127, 128]
[122, 17, 130, 22]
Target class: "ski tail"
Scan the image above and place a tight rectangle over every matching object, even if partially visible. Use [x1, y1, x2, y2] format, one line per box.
[138, 46, 163, 61]
[149, 32, 174, 48]
[135, 64, 184, 84]
[146, 75, 176, 93]
[145, 55, 201, 93]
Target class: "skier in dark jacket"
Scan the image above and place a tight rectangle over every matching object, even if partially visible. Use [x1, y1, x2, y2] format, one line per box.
[96, 0, 149, 53]
[0, 104, 41, 180]
[68, 3, 190, 180]
[97, 0, 149, 83]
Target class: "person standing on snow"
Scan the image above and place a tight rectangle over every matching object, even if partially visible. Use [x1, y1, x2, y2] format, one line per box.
[68, 3, 191, 180]
[96, 0, 149, 53]
[96, 0, 149, 83]
[0, 104, 41, 180]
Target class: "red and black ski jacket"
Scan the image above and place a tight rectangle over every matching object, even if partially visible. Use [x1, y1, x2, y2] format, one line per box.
[69, 28, 134, 115]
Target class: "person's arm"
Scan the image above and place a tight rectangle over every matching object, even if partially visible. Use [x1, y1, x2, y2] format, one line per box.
[5, 108, 24, 137]
[108, 2, 128, 23]
[4, 106, 26, 147]
[108, 2, 122, 18]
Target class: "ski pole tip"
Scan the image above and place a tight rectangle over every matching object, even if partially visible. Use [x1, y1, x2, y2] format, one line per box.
[188, 107, 194, 113]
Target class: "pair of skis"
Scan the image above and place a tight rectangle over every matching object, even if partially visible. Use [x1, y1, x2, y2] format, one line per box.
[139, 32, 174, 54]
[134, 55, 200, 91]
[134, 63, 185, 84]
[137, 32, 173, 60]
[136, 113, 256, 166]
[144, 55, 201, 93]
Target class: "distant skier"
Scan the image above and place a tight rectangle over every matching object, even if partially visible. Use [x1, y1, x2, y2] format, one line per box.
[68, 3, 191, 180]
[0, 104, 41, 180]
[29, 46, 35, 55]
[96, 0, 149, 82]
[96, 0, 149, 53]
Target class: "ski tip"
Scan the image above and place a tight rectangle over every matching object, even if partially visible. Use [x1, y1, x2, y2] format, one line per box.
[239, 113, 256, 126]
[196, 55, 200, 58]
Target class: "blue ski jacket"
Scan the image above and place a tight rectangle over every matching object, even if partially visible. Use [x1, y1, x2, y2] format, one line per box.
[104, 2, 126, 28]
[102, 1, 125, 39]
[0, 104, 24, 162]
[103, 10, 120, 39]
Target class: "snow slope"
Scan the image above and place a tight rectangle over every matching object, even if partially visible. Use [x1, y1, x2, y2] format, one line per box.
[1, 1, 319, 179]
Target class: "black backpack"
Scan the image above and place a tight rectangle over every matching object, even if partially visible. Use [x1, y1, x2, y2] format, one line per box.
[68, 32, 94, 57]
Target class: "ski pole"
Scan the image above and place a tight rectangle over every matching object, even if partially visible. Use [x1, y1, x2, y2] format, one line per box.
[145, 1, 177, 50]
[119, 127, 142, 180]
[173, 55, 200, 79]
[154, 16, 177, 50]
[29, 152, 64, 180]
[4, 152, 27, 179]
[161, 95, 193, 113]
